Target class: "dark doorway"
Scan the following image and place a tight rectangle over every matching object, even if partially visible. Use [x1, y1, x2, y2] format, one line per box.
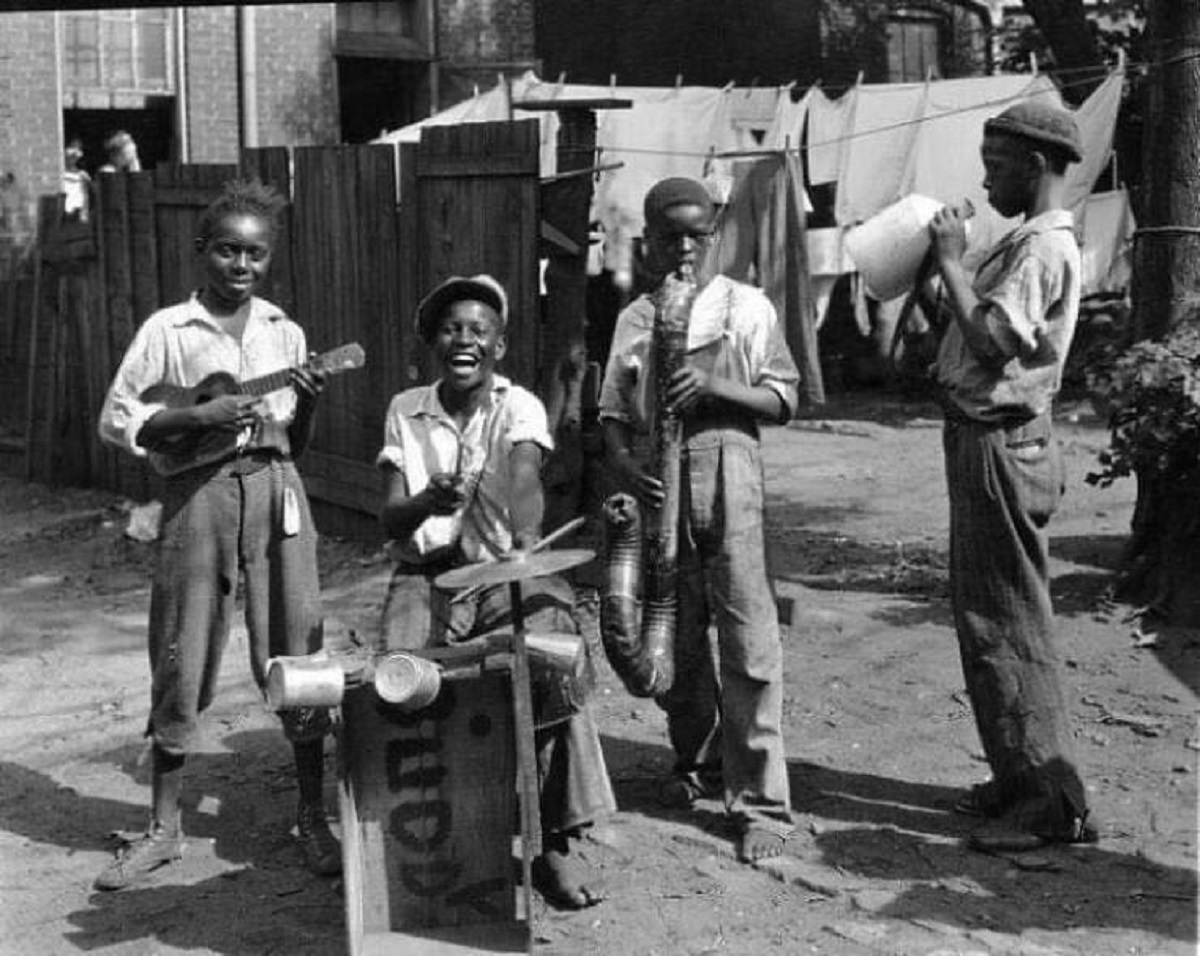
[63, 97, 176, 177]
[337, 57, 429, 143]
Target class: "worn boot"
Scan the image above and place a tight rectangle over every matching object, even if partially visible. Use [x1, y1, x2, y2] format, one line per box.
[297, 802, 342, 877]
[93, 821, 185, 892]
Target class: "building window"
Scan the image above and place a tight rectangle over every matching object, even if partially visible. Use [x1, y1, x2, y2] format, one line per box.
[887, 14, 943, 82]
[62, 9, 173, 94]
[338, 2, 424, 41]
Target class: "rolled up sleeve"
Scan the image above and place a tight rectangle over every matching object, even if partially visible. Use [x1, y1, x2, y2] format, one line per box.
[98, 321, 169, 458]
[375, 395, 407, 471]
[507, 388, 553, 452]
[977, 252, 1060, 361]
[748, 297, 801, 419]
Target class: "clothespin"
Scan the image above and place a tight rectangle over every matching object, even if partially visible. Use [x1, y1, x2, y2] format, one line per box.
[855, 71, 864, 88]
[1029, 51, 1038, 75]
[925, 64, 935, 83]
[556, 71, 567, 89]
[745, 77, 758, 98]
[722, 80, 735, 93]
[1117, 47, 1126, 72]
[675, 73, 683, 91]
[610, 74, 618, 97]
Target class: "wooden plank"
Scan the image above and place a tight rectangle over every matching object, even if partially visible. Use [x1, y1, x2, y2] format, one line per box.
[397, 143, 424, 389]
[127, 172, 160, 330]
[338, 669, 526, 949]
[241, 147, 296, 316]
[98, 174, 144, 498]
[413, 120, 541, 390]
[301, 449, 380, 516]
[153, 183, 231, 206]
[22, 211, 44, 482]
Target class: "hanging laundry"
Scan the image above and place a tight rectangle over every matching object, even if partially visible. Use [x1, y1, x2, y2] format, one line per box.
[710, 152, 825, 404]
[1079, 189, 1135, 297]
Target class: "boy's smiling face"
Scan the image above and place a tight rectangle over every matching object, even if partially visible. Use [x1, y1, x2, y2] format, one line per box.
[198, 212, 273, 312]
[432, 299, 506, 394]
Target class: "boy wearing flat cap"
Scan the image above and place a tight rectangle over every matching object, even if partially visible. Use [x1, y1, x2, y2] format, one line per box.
[600, 177, 800, 864]
[375, 274, 616, 908]
[928, 100, 1098, 849]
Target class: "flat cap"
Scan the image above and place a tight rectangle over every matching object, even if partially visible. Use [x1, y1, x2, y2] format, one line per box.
[984, 100, 1083, 163]
[415, 274, 508, 343]
[644, 176, 716, 226]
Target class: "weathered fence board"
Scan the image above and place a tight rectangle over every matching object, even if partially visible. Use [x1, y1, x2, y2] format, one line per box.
[415, 120, 541, 389]
[13, 123, 543, 537]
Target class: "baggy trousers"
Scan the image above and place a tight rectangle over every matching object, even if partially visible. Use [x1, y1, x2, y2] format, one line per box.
[381, 567, 616, 836]
[148, 459, 326, 756]
[943, 412, 1089, 834]
[658, 426, 794, 837]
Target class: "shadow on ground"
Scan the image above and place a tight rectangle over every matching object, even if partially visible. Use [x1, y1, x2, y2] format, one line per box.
[605, 735, 1197, 945]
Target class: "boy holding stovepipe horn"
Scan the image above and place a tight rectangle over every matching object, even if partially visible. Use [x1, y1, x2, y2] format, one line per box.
[599, 177, 800, 863]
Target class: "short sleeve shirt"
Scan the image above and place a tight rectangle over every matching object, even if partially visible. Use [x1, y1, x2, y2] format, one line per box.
[377, 374, 553, 564]
[936, 209, 1081, 422]
[598, 274, 800, 431]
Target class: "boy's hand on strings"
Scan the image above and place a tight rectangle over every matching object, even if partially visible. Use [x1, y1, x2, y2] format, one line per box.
[193, 394, 262, 433]
[290, 362, 327, 411]
[424, 472, 466, 515]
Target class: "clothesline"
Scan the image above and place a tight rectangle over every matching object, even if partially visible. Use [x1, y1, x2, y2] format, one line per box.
[576, 69, 1115, 162]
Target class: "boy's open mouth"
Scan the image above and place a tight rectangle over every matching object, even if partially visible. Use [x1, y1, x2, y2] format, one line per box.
[449, 352, 480, 370]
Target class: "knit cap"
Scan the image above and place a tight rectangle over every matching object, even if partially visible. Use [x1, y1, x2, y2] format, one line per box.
[643, 177, 716, 227]
[984, 100, 1083, 163]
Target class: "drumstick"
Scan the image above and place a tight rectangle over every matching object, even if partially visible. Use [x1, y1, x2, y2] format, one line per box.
[454, 516, 586, 601]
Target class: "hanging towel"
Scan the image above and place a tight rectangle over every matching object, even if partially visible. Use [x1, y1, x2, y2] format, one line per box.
[710, 153, 825, 405]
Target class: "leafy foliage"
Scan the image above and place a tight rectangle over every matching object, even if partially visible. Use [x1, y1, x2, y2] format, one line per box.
[1086, 321, 1200, 486]
[998, 0, 1145, 74]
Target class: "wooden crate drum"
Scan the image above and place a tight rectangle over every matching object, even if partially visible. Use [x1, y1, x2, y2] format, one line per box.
[339, 650, 532, 955]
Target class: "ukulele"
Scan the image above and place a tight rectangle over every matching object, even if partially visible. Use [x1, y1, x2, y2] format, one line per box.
[139, 342, 365, 476]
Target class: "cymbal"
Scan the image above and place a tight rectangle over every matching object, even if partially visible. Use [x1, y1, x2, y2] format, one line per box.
[434, 549, 595, 590]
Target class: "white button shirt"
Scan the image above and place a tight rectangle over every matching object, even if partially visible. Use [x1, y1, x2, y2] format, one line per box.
[377, 374, 553, 564]
[98, 294, 305, 474]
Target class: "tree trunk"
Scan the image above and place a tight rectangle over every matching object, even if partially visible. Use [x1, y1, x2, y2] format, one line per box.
[1123, 0, 1200, 624]
[1021, 0, 1105, 105]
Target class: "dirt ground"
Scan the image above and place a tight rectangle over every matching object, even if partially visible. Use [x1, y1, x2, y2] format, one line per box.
[0, 393, 1196, 956]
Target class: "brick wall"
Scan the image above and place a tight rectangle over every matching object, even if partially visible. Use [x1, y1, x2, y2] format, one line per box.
[0, 13, 62, 224]
[183, 8, 240, 164]
[254, 5, 339, 147]
[439, 0, 537, 64]
[535, 0, 823, 87]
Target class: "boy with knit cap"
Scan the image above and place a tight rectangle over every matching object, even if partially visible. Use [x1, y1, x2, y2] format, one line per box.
[600, 177, 799, 863]
[928, 99, 1098, 849]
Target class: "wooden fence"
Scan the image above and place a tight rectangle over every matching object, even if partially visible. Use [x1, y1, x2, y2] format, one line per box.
[0, 120, 544, 538]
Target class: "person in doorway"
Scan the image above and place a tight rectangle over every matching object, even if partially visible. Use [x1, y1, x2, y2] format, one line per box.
[599, 177, 799, 863]
[377, 274, 616, 909]
[927, 100, 1098, 850]
[60, 137, 91, 221]
[94, 179, 340, 890]
[99, 130, 141, 173]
